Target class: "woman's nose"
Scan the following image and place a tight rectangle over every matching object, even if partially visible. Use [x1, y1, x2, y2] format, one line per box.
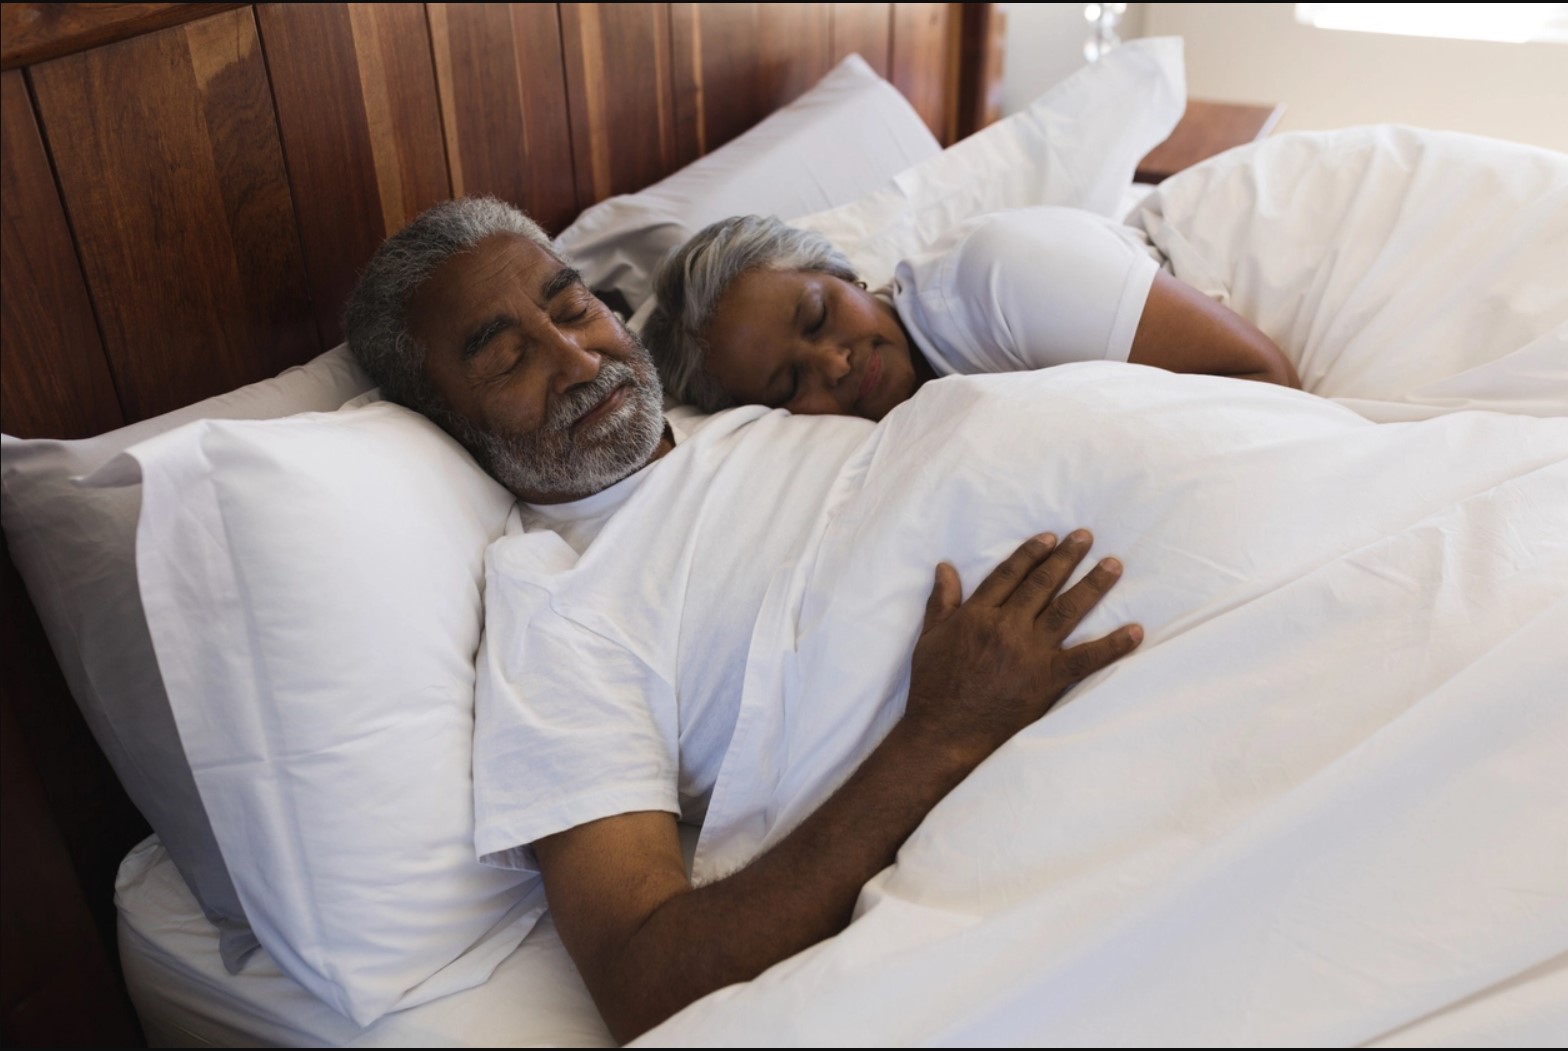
[807, 342, 852, 386]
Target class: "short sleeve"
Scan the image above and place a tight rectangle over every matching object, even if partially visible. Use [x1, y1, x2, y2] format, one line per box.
[893, 206, 1160, 377]
[472, 531, 680, 872]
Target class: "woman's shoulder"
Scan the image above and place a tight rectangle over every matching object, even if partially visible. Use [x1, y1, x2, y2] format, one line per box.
[899, 207, 1150, 304]
[892, 206, 1163, 376]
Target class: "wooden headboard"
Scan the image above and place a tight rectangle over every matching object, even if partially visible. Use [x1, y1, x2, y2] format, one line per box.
[0, 3, 1002, 1043]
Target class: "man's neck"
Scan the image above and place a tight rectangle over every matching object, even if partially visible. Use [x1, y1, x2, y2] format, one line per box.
[647, 422, 676, 467]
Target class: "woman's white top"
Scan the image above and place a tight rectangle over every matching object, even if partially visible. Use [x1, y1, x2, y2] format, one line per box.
[890, 206, 1162, 376]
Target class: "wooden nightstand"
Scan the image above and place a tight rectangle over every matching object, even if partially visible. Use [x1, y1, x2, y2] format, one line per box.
[1135, 100, 1285, 184]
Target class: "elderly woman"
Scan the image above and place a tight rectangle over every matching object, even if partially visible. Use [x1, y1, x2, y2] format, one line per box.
[643, 207, 1298, 420]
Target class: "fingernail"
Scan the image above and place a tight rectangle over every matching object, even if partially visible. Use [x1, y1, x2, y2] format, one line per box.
[1101, 557, 1122, 574]
[1070, 529, 1090, 544]
[1036, 532, 1057, 546]
[1128, 625, 1144, 643]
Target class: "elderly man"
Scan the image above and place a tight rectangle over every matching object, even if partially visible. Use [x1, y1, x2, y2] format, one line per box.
[346, 197, 1140, 1042]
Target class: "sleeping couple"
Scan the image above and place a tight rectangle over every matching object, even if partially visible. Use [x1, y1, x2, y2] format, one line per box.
[345, 195, 1299, 1042]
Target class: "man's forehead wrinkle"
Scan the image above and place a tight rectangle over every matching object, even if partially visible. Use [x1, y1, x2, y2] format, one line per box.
[414, 235, 558, 354]
[464, 237, 542, 287]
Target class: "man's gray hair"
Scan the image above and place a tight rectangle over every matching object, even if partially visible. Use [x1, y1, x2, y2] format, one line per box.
[345, 196, 554, 417]
[643, 215, 857, 411]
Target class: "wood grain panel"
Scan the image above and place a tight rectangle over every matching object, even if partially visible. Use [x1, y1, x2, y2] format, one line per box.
[1, 543, 146, 1045]
[890, 2, 958, 143]
[1, 2, 245, 70]
[671, 4, 833, 161]
[258, 3, 449, 344]
[561, 2, 678, 209]
[427, 3, 577, 233]
[0, 71, 123, 439]
[2, 669, 140, 1047]
[30, 8, 318, 423]
[829, 2, 891, 76]
[955, 1, 1005, 140]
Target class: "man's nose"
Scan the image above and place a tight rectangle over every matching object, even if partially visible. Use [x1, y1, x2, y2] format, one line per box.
[543, 329, 601, 394]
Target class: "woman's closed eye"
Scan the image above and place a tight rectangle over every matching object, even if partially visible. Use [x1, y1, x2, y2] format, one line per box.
[805, 296, 828, 337]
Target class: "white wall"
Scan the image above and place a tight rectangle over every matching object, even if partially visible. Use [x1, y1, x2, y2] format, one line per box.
[1142, 4, 1568, 152]
[1002, 4, 1149, 115]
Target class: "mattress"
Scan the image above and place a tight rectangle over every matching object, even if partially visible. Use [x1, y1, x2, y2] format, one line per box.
[117, 836, 611, 1047]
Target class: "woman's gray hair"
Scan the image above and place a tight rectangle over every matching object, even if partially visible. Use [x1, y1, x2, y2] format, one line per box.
[345, 196, 554, 416]
[644, 214, 857, 411]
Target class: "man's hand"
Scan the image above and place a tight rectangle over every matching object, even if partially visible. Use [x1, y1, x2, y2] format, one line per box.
[537, 531, 1140, 1042]
[905, 529, 1143, 766]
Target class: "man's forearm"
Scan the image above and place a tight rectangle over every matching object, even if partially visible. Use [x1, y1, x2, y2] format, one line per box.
[568, 720, 983, 1042]
[538, 533, 1139, 1042]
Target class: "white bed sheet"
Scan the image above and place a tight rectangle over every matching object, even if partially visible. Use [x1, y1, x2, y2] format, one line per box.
[117, 836, 613, 1047]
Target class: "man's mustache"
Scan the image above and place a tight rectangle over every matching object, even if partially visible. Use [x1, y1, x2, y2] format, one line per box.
[549, 357, 638, 434]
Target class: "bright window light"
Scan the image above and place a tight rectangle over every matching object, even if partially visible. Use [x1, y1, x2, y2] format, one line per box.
[1295, 3, 1568, 44]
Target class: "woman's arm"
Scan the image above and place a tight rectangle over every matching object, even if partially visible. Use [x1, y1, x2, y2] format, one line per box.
[898, 209, 1298, 389]
[1129, 271, 1300, 387]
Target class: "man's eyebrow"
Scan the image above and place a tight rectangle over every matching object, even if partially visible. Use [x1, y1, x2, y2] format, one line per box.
[461, 315, 515, 360]
[542, 266, 584, 300]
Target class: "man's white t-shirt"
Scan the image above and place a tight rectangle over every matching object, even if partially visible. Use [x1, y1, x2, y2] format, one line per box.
[891, 206, 1163, 377]
[474, 208, 1158, 873]
[473, 407, 869, 872]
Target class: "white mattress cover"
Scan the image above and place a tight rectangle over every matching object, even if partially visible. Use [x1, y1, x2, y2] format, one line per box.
[117, 836, 612, 1047]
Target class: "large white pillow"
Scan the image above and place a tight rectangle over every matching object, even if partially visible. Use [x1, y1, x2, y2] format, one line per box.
[96, 403, 529, 1026]
[0, 345, 371, 970]
[1126, 125, 1568, 418]
[793, 37, 1186, 290]
[556, 53, 941, 313]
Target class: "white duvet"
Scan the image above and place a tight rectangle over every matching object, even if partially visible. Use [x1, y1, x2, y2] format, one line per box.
[642, 367, 1567, 1046]
[641, 127, 1568, 1046]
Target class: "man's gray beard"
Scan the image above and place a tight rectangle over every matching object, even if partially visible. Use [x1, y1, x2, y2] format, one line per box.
[453, 343, 667, 502]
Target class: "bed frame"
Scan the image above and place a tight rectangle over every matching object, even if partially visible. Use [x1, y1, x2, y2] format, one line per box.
[0, 3, 1003, 1043]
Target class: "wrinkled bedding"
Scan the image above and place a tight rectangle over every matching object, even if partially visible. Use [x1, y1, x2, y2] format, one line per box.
[649, 362, 1568, 1045]
[1128, 124, 1568, 421]
[645, 126, 1568, 1043]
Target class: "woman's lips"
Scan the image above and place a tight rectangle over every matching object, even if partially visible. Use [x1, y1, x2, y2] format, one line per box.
[573, 383, 627, 432]
[855, 349, 883, 407]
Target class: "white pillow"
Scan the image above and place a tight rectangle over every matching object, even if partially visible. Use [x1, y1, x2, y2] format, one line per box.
[793, 37, 1186, 290]
[1126, 125, 1568, 418]
[98, 403, 530, 1026]
[556, 53, 941, 312]
[0, 344, 371, 970]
